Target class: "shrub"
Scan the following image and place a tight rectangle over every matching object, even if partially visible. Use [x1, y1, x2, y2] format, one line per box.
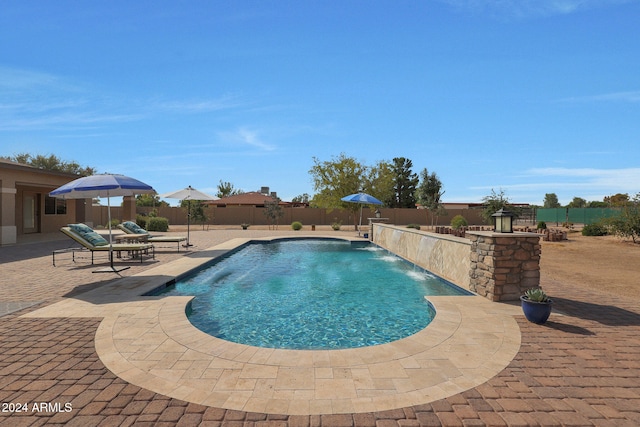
[135, 214, 147, 229]
[331, 221, 341, 230]
[536, 221, 547, 230]
[581, 223, 608, 236]
[291, 221, 303, 231]
[147, 216, 169, 232]
[406, 223, 421, 230]
[450, 215, 468, 230]
[107, 218, 120, 229]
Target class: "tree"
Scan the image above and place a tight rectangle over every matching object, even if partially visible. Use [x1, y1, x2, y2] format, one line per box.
[367, 160, 394, 206]
[543, 193, 561, 208]
[291, 193, 311, 204]
[604, 193, 630, 207]
[181, 199, 209, 229]
[606, 193, 640, 243]
[387, 157, 418, 208]
[309, 153, 388, 229]
[588, 200, 608, 208]
[309, 153, 366, 222]
[415, 168, 444, 227]
[216, 180, 242, 198]
[3, 153, 96, 176]
[136, 194, 169, 207]
[567, 197, 587, 208]
[481, 189, 520, 225]
[263, 196, 284, 230]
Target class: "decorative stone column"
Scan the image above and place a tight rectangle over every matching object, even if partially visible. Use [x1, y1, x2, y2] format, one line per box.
[467, 231, 541, 302]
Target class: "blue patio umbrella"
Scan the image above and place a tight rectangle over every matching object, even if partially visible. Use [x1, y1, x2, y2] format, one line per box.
[50, 174, 156, 272]
[341, 192, 383, 236]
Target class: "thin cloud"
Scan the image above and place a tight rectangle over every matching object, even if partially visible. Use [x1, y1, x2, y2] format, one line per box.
[0, 66, 145, 131]
[528, 167, 640, 187]
[218, 127, 276, 152]
[467, 167, 640, 203]
[437, 0, 633, 18]
[154, 94, 248, 113]
[557, 90, 640, 104]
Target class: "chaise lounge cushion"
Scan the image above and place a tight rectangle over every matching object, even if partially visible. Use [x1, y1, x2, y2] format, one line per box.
[121, 221, 148, 235]
[69, 223, 108, 246]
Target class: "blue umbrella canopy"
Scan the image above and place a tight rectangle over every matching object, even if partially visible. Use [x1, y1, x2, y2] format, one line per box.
[341, 192, 383, 205]
[341, 192, 383, 236]
[49, 173, 155, 199]
[49, 174, 155, 272]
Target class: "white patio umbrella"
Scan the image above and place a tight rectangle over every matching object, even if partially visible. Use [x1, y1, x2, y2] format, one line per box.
[159, 186, 217, 246]
[49, 173, 156, 272]
[341, 192, 384, 236]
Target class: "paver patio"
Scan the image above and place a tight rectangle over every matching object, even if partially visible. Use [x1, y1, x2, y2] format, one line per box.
[1, 228, 639, 426]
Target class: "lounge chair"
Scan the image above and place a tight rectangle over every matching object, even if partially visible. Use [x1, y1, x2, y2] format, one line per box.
[56, 224, 154, 266]
[117, 221, 187, 251]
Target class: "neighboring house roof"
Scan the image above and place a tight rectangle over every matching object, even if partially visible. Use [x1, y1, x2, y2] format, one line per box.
[208, 192, 286, 207]
[0, 158, 78, 178]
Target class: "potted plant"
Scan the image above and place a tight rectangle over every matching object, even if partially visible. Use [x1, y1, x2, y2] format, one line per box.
[241, 223, 250, 230]
[520, 288, 552, 324]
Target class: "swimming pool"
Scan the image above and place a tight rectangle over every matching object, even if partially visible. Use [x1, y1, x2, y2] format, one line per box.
[160, 238, 469, 349]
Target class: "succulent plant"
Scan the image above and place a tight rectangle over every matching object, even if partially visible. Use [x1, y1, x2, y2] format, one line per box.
[523, 288, 550, 303]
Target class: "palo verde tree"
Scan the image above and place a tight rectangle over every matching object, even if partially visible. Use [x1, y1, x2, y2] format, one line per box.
[415, 168, 444, 227]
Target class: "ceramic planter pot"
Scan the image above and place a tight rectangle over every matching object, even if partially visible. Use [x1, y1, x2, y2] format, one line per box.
[520, 296, 552, 324]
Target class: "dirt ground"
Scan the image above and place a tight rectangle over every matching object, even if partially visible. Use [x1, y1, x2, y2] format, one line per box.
[540, 230, 640, 300]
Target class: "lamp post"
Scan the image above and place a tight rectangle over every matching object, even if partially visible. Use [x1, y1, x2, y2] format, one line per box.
[492, 208, 514, 233]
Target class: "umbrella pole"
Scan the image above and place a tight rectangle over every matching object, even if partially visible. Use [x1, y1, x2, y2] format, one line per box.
[94, 195, 129, 273]
[108, 196, 113, 268]
[184, 199, 192, 247]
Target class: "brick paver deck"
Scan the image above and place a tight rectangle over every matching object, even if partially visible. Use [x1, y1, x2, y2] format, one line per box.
[1, 229, 639, 426]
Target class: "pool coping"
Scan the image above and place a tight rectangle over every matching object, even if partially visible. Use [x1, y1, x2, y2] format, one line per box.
[23, 234, 523, 415]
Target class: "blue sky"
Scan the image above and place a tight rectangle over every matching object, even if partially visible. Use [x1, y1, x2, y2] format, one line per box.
[1, 0, 639, 206]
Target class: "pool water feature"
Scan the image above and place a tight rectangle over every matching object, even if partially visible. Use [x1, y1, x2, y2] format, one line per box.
[161, 239, 468, 350]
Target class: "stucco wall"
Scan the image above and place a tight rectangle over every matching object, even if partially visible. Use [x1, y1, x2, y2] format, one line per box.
[372, 224, 471, 290]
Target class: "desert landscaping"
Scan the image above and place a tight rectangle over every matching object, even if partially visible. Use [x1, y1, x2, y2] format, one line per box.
[540, 231, 640, 300]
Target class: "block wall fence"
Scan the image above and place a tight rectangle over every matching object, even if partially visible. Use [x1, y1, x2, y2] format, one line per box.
[372, 224, 541, 302]
[91, 205, 487, 228]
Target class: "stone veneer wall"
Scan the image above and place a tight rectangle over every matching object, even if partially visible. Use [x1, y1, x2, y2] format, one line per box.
[372, 224, 542, 302]
[467, 231, 541, 301]
[372, 224, 471, 290]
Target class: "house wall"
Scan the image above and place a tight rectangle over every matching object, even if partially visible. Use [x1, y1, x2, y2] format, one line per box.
[0, 162, 81, 245]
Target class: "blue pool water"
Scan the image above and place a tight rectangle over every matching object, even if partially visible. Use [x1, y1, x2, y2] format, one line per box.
[160, 239, 468, 350]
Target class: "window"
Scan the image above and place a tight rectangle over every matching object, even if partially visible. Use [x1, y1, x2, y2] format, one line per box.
[45, 196, 67, 215]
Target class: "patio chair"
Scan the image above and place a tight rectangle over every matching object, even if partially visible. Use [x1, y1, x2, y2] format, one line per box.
[117, 221, 187, 251]
[56, 224, 155, 266]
